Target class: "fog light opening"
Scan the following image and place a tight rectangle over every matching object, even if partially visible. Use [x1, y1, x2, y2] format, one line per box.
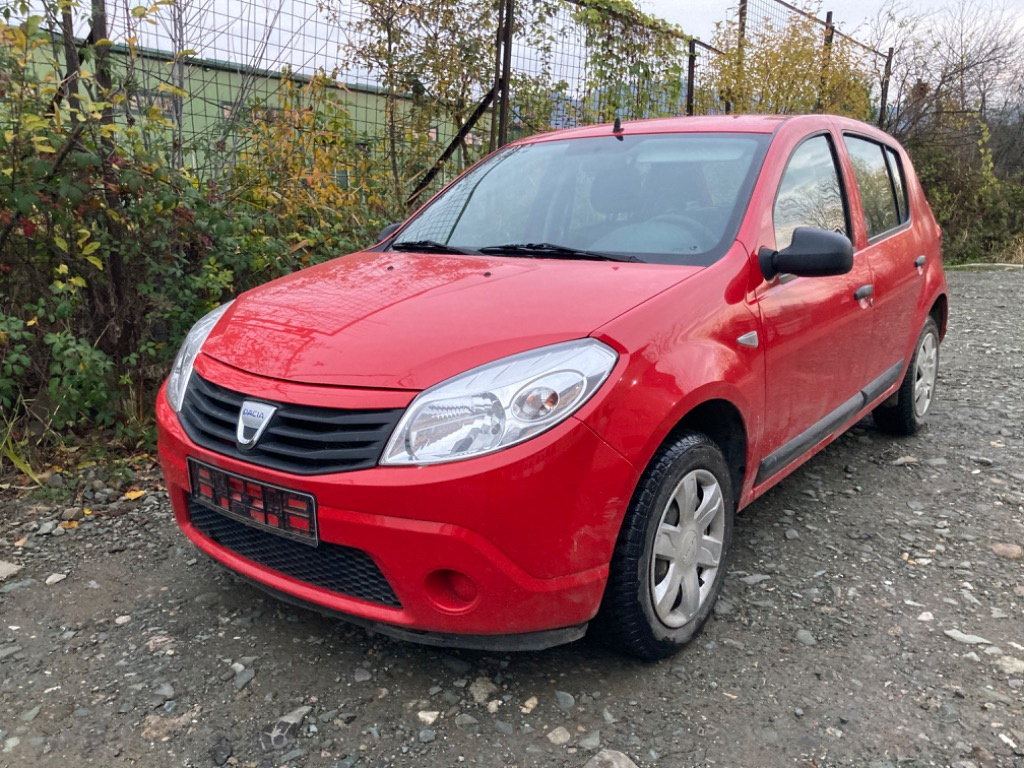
[425, 569, 479, 612]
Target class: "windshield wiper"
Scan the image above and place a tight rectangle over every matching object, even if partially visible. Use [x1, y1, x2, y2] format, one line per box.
[390, 239, 476, 255]
[477, 242, 643, 263]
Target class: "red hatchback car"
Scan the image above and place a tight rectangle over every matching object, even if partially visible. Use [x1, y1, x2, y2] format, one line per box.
[157, 114, 947, 659]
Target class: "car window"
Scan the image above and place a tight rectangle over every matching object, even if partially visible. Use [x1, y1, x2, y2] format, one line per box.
[393, 133, 771, 266]
[843, 135, 902, 239]
[773, 134, 848, 249]
[884, 146, 908, 224]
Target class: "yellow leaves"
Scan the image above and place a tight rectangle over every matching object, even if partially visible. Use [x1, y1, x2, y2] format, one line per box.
[156, 83, 188, 99]
[26, 317, 37, 327]
[288, 239, 312, 253]
[56, 263, 69, 275]
[704, 11, 872, 119]
[70, 276, 87, 289]
[2, 435, 39, 486]
[21, 114, 47, 133]
[3, 130, 13, 143]
[123, 489, 146, 501]
[82, 241, 101, 256]
[86, 255, 104, 270]
[55, 235, 69, 253]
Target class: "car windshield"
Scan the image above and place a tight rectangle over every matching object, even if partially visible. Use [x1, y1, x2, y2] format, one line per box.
[392, 132, 771, 265]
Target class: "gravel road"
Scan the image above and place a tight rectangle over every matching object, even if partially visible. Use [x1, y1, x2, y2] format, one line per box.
[1, 269, 1022, 768]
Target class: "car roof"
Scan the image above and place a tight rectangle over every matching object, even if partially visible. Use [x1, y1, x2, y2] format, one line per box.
[514, 113, 897, 147]
[517, 114, 793, 144]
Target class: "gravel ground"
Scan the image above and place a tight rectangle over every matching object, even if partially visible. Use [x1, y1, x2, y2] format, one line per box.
[1, 269, 1022, 768]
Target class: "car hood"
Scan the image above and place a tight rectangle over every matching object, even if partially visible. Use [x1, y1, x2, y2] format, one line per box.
[201, 250, 701, 389]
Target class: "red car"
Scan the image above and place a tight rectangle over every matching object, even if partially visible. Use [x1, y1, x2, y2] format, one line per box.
[157, 114, 947, 659]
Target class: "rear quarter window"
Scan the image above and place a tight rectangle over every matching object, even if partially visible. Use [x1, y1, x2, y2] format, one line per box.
[843, 135, 905, 240]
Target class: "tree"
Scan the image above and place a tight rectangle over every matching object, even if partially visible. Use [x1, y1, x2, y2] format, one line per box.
[869, 0, 1024, 262]
[699, 1, 873, 119]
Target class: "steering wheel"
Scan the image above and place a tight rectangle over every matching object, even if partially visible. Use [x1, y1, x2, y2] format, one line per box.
[646, 213, 717, 245]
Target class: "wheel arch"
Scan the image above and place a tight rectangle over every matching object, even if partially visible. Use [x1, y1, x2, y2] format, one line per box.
[929, 293, 948, 340]
[656, 399, 748, 509]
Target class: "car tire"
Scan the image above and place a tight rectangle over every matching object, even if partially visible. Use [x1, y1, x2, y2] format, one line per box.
[873, 316, 940, 436]
[594, 431, 734, 660]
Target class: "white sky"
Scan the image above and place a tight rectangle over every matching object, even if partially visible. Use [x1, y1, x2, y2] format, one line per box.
[642, 0, 1024, 45]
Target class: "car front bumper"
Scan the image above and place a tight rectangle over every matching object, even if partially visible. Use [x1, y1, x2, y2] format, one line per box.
[156, 373, 639, 648]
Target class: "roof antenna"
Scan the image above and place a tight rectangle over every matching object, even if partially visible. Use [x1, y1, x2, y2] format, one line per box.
[612, 116, 623, 140]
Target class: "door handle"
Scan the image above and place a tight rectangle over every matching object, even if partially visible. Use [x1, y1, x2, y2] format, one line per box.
[914, 255, 926, 272]
[854, 284, 875, 301]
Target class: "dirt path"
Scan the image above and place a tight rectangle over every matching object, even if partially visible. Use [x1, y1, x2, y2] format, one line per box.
[1, 269, 1022, 768]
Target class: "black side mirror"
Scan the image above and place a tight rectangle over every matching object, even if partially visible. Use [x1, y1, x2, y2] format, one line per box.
[377, 221, 403, 242]
[758, 227, 854, 281]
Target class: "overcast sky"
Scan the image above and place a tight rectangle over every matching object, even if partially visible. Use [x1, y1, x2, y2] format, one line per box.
[641, 0, 1024, 44]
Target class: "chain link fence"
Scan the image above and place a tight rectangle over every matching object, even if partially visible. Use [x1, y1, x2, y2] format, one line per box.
[25, 0, 885, 207]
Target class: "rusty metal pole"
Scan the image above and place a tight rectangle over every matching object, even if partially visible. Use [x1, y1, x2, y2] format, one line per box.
[878, 46, 894, 129]
[816, 10, 835, 113]
[497, 0, 515, 147]
[686, 39, 696, 116]
[736, 0, 747, 111]
[488, 0, 506, 152]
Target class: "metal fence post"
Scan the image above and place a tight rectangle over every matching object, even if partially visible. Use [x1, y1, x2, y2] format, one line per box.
[686, 39, 696, 116]
[878, 46, 894, 129]
[489, 0, 507, 153]
[736, 0, 747, 110]
[816, 10, 834, 112]
[497, 0, 515, 147]
[171, 0, 185, 168]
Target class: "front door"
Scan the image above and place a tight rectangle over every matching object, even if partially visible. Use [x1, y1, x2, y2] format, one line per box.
[753, 132, 876, 484]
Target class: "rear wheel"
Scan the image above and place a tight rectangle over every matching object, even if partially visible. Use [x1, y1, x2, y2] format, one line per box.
[595, 431, 734, 660]
[873, 316, 940, 435]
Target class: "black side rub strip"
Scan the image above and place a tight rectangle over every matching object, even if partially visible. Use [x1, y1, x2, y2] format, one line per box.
[756, 360, 904, 485]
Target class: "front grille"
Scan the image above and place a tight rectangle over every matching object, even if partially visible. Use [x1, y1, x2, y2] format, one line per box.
[179, 374, 404, 475]
[188, 501, 401, 608]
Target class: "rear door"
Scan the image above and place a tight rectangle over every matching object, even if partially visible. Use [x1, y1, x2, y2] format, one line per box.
[839, 133, 922, 390]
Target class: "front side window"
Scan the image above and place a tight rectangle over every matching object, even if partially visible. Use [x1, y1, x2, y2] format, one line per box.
[392, 133, 771, 265]
[773, 135, 848, 249]
[844, 135, 902, 239]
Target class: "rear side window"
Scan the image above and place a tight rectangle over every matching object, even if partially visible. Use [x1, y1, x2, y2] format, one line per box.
[773, 134, 848, 249]
[884, 147, 908, 223]
[843, 135, 905, 239]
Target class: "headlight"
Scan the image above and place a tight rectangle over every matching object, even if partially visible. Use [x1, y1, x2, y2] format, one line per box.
[382, 339, 618, 465]
[165, 302, 233, 412]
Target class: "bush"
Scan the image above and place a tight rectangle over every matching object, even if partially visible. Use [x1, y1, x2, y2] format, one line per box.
[0, 7, 394, 450]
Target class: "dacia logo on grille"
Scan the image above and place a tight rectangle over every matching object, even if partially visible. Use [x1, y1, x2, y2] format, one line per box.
[236, 400, 278, 451]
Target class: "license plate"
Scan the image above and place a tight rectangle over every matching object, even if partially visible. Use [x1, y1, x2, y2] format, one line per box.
[187, 459, 319, 547]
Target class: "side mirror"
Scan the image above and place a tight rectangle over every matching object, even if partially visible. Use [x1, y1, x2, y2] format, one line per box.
[377, 221, 403, 242]
[758, 227, 853, 281]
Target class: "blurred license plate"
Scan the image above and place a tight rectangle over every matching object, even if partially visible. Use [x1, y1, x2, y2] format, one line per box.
[187, 459, 318, 546]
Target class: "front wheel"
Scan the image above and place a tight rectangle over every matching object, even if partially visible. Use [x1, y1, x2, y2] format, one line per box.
[594, 432, 734, 660]
[873, 315, 940, 435]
